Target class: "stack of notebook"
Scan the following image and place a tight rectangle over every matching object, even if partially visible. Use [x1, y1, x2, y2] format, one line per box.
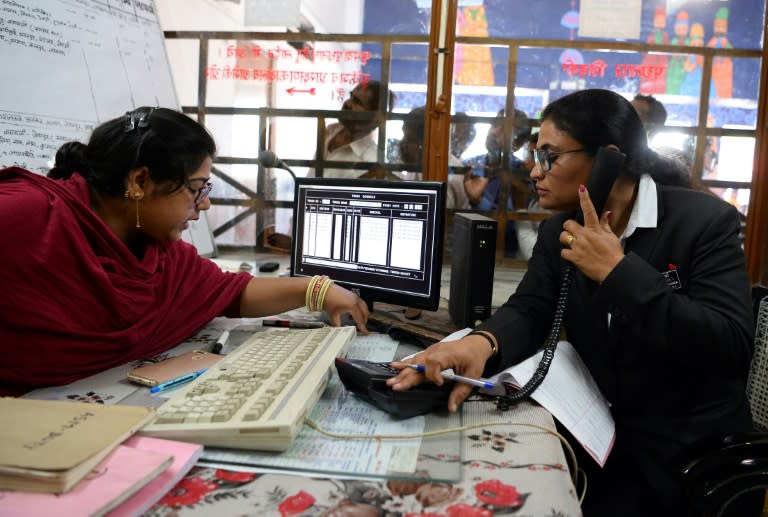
[0, 397, 156, 493]
[0, 398, 202, 516]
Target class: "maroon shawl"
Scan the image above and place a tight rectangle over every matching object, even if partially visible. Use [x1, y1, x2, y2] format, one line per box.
[0, 167, 252, 395]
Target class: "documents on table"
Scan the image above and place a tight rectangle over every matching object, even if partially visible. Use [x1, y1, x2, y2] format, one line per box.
[200, 332, 461, 479]
[484, 340, 615, 467]
[0, 444, 172, 517]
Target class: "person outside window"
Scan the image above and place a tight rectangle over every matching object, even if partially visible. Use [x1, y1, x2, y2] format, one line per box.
[314, 80, 394, 179]
[630, 93, 667, 139]
[463, 108, 532, 256]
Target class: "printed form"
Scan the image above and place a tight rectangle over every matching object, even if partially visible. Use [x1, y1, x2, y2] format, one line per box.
[200, 333, 447, 477]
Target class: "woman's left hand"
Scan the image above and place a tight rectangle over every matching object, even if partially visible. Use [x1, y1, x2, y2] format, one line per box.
[560, 184, 625, 283]
[323, 283, 370, 334]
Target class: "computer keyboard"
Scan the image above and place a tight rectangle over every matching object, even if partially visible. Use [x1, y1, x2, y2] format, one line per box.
[140, 325, 357, 451]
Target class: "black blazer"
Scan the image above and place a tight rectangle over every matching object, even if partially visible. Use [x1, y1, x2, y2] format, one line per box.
[478, 183, 754, 501]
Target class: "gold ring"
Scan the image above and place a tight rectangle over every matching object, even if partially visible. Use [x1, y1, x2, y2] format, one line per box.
[564, 233, 575, 248]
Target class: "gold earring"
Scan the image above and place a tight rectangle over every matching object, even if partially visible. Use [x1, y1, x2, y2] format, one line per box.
[133, 192, 141, 228]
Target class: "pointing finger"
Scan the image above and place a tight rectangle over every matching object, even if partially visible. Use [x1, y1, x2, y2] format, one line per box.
[578, 184, 600, 227]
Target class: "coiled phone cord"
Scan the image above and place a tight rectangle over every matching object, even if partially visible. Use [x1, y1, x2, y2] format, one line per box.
[496, 263, 573, 411]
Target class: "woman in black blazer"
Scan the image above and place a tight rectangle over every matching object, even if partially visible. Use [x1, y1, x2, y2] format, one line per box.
[387, 89, 757, 515]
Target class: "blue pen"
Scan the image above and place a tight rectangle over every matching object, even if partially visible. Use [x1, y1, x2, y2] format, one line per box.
[150, 368, 208, 394]
[404, 364, 496, 390]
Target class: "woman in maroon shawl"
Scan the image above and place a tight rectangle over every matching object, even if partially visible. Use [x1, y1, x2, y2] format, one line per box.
[0, 107, 369, 396]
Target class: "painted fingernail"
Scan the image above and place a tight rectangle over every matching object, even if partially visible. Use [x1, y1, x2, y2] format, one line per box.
[605, 210, 612, 219]
[578, 184, 586, 192]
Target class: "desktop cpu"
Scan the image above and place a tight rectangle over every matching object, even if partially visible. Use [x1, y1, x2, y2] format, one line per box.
[449, 213, 497, 328]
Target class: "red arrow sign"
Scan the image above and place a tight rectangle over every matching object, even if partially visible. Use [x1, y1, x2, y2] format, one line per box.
[286, 86, 316, 95]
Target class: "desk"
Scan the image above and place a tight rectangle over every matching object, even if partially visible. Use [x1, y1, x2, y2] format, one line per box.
[145, 401, 580, 516]
[24, 315, 581, 516]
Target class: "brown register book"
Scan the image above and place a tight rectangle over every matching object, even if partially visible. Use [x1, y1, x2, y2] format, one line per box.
[0, 397, 155, 493]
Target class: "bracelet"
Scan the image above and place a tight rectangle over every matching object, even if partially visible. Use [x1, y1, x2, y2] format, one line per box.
[469, 330, 498, 357]
[312, 276, 326, 311]
[306, 275, 328, 312]
[305, 275, 319, 310]
[305, 275, 335, 312]
[316, 277, 334, 311]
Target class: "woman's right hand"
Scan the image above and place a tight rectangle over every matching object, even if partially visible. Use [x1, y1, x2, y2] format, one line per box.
[322, 282, 370, 334]
[386, 334, 494, 412]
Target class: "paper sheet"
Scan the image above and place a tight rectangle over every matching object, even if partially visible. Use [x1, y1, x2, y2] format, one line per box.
[578, 0, 642, 40]
[485, 340, 615, 467]
[201, 333, 431, 476]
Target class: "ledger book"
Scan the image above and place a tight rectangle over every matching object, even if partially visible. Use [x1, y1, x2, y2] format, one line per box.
[0, 397, 155, 493]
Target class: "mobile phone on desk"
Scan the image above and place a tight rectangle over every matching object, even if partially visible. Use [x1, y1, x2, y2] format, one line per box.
[126, 350, 222, 387]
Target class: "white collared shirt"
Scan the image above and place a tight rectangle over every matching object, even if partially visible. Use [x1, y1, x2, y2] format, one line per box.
[315, 124, 379, 179]
[618, 173, 658, 247]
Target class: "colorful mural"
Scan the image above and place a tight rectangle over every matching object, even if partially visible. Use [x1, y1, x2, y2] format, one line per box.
[708, 7, 734, 99]
[640, 6, 669, 94]
[362, 0, 760, 118]
[455, 5, 495, 86]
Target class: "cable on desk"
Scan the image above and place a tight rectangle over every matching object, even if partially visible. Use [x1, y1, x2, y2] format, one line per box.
[304, 417, 580, 488]
[577, 467, 588, 505]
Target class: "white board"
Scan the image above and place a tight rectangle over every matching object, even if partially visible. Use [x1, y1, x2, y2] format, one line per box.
[0, 0, 215, 256]
[0, 0, 177, 172]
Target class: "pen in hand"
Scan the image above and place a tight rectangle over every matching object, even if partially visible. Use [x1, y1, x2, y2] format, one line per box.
[404, 364, 496, 390]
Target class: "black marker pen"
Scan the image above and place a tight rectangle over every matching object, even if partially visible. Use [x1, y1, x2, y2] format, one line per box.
[262, 319, 324, 329]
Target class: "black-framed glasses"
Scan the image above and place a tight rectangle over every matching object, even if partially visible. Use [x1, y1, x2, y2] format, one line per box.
[532, 148, 587, 172]
[186, 179, 213, 204]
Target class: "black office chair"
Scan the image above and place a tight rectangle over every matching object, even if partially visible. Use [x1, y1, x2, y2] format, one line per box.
[677, 286, 768, 516]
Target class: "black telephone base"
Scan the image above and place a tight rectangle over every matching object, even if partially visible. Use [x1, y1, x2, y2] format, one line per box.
[334, 357, 451, 419]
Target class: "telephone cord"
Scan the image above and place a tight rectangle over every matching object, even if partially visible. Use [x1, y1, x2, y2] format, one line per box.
[495, 263, 573, 410]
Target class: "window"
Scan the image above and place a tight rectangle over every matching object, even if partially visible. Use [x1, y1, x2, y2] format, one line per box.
[159, 0, 765, 269]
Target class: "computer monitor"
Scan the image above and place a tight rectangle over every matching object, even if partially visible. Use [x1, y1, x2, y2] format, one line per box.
[291, 177, 447, 311]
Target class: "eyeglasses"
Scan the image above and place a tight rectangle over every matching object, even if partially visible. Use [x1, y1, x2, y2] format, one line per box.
[186, 179, 213, 204]
[532, 148, 587, 172]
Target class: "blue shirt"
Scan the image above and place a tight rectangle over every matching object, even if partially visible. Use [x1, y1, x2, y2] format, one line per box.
[463, 153, 524, 210]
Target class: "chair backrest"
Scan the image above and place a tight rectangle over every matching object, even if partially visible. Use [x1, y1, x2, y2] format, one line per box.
[746, 297, 768, 431]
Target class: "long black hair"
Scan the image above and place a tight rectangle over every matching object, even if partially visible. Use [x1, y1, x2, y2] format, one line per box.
[541, 89, 689, 187]
[48, 107, 216, 196]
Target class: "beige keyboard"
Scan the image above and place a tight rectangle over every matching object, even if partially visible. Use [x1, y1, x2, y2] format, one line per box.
[140, 326, 356, 451]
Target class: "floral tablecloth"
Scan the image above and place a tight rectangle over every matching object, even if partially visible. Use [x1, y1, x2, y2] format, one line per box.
[146, 400, 582, 516]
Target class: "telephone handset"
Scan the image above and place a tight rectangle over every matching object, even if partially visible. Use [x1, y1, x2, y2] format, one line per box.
[576, 146, 626, 223]
[496, 146, 625, 410]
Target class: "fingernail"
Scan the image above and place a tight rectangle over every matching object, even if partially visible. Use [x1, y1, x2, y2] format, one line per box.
[605, 210, 612, 219]
[578, 184, 586, 192]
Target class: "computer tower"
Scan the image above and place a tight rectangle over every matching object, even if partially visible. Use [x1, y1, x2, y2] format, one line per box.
[449, 213, 497, 328]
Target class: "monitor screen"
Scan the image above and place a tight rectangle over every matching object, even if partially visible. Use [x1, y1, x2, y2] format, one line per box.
[291, 177, 447, 311]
